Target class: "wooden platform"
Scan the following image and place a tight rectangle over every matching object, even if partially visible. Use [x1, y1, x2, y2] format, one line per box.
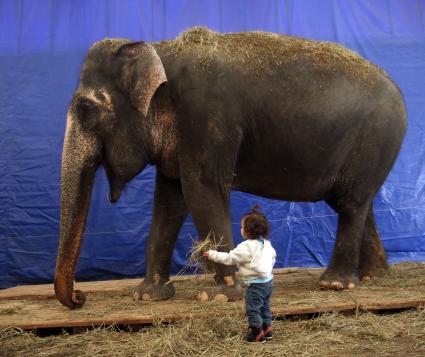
[1, 264, 424, 331]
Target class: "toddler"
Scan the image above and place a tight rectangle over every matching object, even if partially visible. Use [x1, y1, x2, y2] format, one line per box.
[203, 205, 276, 342]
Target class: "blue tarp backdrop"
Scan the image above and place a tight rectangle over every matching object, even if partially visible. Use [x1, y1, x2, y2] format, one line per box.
[1, 1, 424, 289]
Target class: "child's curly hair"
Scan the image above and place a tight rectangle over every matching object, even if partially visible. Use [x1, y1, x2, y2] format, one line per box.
[241, 204, 270, 239]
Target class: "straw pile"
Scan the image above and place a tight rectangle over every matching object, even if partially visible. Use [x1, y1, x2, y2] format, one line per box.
[2, 308, 425, 356]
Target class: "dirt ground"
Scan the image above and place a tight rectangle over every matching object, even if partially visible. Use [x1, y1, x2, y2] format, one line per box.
[1, 263, 425, 356]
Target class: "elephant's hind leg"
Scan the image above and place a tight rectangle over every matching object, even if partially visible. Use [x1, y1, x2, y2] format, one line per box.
[320, 198, 370, 290]
[359, 204, 388, 281]
[133, 172, 189, 301]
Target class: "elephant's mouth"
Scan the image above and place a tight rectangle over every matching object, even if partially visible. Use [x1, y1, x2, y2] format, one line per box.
[108, 180, 124, 203]
[107, 173, 124, 203]
[103, 162, 125, 203]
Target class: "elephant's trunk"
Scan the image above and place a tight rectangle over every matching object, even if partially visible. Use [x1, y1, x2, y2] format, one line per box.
[54, 118, 100, 309]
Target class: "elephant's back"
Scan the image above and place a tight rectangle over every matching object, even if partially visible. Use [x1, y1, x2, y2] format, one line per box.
[154, 27, 385, 82]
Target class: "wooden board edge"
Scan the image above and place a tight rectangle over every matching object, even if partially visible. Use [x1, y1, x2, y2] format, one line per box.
[359, 299, 425, 311]
[2, 299, 424, 331]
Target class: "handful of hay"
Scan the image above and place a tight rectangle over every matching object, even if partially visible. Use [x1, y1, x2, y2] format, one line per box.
[179, 231, 224, 276]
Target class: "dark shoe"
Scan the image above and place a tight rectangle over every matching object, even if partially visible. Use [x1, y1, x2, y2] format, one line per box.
[263, 324, 272, 341]
[246, 326, 266, 343]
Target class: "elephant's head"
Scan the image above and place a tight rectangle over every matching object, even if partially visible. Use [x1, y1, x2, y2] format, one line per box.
[54, 39, 167, 308]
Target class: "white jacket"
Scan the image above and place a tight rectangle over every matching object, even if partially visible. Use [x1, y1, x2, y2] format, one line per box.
[207, 239, 276, 282]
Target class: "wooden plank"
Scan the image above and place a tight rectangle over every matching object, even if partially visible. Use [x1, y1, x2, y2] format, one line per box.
[0, 298, 204, 330]
[6, 297, 425, 331]
[1, 304, 360, 330]
[3, 314, 205, 330]
[0, 279, 135, 300]
[359, 298, 425, 311]
[0, 268, 314, 300]
[0, 275, 211, 300]
[0, 301, 357, 330]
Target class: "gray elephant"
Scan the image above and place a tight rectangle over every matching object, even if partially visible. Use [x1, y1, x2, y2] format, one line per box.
[55, 27, 406, 308]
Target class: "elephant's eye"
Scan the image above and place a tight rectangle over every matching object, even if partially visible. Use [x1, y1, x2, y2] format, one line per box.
[97, 92, 106, 101]
[75, 96, 100, 129]
[78, 99, 98, 115]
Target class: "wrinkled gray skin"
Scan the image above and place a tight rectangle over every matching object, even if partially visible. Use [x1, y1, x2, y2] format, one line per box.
[55, 28, 406, 309]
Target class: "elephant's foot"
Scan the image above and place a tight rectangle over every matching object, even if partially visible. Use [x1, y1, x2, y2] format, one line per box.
[319, 268, 359, 290]
[133, 278, 175, 301]
[359, 258, 389, 282]
[196, 276, 244, 302]
[359, 222, 389, 281]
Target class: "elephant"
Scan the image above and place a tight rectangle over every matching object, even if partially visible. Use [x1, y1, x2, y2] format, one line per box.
[54, 27, 406, 309]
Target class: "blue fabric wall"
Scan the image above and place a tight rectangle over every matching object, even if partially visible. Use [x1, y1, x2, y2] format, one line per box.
[1, 0, 424, 288]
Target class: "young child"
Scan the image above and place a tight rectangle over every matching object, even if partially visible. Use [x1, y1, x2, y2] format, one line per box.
[203, 205, 276, 342]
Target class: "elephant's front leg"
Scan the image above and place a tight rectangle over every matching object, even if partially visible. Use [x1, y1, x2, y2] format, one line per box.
[134, 173, 188, 301]
[181, 179, 244, 302]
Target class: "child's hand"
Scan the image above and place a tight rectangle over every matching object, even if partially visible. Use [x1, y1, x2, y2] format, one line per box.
[202, 251, 209, 258]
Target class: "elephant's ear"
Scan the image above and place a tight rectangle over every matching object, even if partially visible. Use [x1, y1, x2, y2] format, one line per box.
[117, 42, 167, 117]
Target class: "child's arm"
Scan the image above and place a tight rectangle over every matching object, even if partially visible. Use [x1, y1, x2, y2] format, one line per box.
[203, 243, 251, 266]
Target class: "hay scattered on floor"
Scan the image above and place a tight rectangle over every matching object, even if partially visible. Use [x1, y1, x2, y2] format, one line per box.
[2, 308, 425, 357]
[361, 263, 425, 289]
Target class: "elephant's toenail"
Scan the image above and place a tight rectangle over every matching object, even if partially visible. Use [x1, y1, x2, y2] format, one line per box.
[331, 282, 343, 290]
[223, 276, 235, 286]
[319, 281, 329, 289]
[214, 294, 228, 303]
[198, 291, 209, 301]
[142, 293, 151, 301]
[348, 283, 356, 289]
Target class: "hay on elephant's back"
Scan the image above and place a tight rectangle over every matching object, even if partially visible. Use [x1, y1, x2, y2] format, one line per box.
[155, 27, 386, 81]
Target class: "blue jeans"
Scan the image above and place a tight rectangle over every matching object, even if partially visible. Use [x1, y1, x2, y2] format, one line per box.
[245, 279, 273, 327]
